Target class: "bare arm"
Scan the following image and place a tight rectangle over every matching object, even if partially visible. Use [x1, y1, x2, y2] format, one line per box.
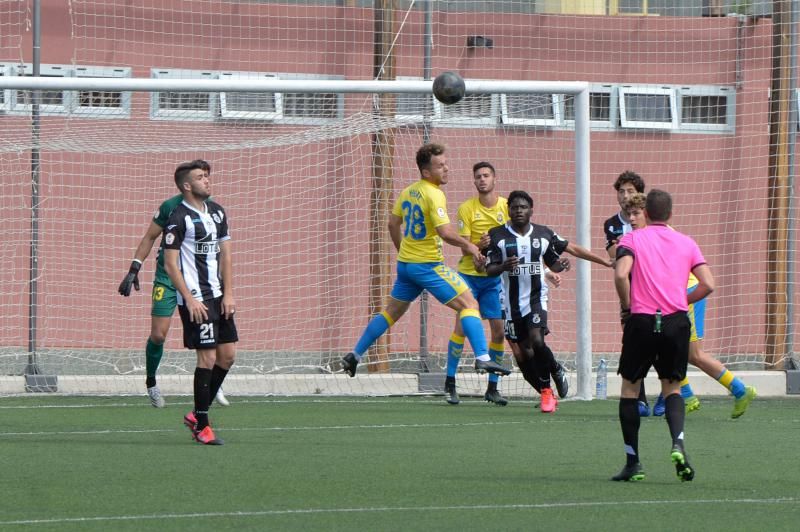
[566, 241, 613, 268]
[436, 223, 482, 265]
[387, 214, 403, 252]
[219, 240, 235, 319]
[688, 264, 714, 304]
[164, 248, 208, 323]
[614, 255, 634, 310]
[132, 221, 164, 262]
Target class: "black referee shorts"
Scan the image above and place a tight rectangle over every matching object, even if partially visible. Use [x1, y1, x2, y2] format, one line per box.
[618, 311, 690, 383]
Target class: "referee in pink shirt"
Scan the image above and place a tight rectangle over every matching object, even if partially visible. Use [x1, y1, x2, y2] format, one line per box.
[611, 189, 715, 482]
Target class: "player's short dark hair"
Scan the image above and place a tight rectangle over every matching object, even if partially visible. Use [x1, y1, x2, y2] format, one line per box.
[622, 192, 647, 213]
[473, 161, 495, 175]
[645, 189, 672, 222]
[507, 190, 533, 208]
[614, 170, 645, 193]
[191, 159, 211, 174]
[174, 160, 207, 190]
[416, 143, 446, 173]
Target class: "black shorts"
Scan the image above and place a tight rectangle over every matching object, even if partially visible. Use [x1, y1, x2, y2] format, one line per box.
[178, 296, 239, 350]
[618, 311, 690, 382]
[505, 308, 549, 344]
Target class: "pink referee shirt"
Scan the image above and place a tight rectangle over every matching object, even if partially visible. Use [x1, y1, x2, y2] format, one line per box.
[617, 223, 706, 315]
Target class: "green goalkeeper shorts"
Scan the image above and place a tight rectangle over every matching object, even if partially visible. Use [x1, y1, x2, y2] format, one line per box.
[151, 281, 177, 317]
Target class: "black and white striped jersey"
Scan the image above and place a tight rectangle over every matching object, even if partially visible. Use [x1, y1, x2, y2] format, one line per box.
[603, 212, 631, 250]
[486, 222, 568, 321]
[163, 200, 230, 304]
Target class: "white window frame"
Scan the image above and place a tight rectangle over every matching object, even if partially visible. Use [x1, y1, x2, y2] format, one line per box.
[219, 71, 282, 120]
[619, 85, 678, 130]
[678, 85, 735, 133]
[150, 69, 216, 121]
[0, 64, 10, 112]
[8, 64, 70, 115]
[433, 81, 499, 128]
[276, 73, 344, 125]
[500, 93, 562, 127]
[562, 84, 617, 130]
[394, 76, 434, 123]
[72, 66, 132, 118]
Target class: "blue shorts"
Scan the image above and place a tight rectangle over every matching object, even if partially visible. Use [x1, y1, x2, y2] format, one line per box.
[390, 262, 469, 305]
[460, 273, 502, 320]
[687, 284, 706, 342]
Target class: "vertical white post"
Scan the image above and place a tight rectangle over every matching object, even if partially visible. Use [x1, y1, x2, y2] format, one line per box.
[574, 88, 593, 400]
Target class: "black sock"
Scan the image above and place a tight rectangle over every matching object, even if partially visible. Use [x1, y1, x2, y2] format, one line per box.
[209, 364, 229, 405]
[486, 380, 497, 393]
[619, 398, 641, 465]
[193, 367, 212, 430]
[664, 392, 686, 446]
[518, 357, 541, 393]
[638, 380, 648, 405]
[145, 375, 156, 388]
[445, 376, 456, 388]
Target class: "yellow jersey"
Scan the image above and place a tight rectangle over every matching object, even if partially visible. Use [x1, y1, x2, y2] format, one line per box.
[392, 179, 450, 263]
[457, 196, 508, 276]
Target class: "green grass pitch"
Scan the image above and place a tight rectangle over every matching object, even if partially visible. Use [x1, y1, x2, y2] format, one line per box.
[1, 395, 798, 531]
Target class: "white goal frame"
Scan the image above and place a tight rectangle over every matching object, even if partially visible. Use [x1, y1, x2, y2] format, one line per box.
[0, 76, 594, 399]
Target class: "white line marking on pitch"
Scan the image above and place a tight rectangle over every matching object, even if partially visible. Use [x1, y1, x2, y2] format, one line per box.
[2, 498, 796, 526]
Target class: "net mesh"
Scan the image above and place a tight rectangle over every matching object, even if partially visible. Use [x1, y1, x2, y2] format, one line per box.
[1, 0, 797, 397]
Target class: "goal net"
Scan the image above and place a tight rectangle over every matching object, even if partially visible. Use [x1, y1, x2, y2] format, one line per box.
[1, 0, 797, 400]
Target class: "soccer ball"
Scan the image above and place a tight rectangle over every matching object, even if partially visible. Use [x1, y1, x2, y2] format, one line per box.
[432, 71, 465, 105]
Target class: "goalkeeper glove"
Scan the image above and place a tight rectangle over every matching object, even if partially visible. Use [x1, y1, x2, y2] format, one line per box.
[118, 260, 142, 296]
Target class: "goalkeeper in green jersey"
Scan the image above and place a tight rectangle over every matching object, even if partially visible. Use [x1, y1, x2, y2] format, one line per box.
[117, 159, 229, 409]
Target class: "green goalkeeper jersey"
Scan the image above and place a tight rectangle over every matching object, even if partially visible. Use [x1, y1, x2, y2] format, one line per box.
[152, 194, 184, 287]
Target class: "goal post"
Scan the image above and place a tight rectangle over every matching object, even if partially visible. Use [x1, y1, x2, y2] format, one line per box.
[0, 75, 596, 399]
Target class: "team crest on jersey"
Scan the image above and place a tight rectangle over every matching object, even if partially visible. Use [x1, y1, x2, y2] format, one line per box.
[532, 313, 541, 324]
[165, 233, 175, 245]
[532, 239, 540, 249]
[497, 213, 504, 223]
[212, 212, 223, 224]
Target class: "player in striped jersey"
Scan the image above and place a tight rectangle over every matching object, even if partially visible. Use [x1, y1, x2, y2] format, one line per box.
[341, 144, 509, 379]
[602, 170, 651, 416]
[486, 191, 612, 413]
[164, 160, 237, 445]
[118, 159, 229, 409]
[444, 162, 568, 406]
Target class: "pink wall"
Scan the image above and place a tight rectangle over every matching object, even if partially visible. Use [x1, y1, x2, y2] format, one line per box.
[0, 4, 795, 362]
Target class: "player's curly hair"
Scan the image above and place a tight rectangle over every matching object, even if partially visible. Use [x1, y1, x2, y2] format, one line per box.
[622, 192, 646, 213]
[614, 170, 645, 193]
[416, 143, 446, 173]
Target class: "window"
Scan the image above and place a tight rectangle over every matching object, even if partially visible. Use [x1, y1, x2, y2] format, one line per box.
[11, 64, 70, 114]
[619, 85, 677, 130]
[679, 86, 734, 132]
[434, 86, 498, 128]
[563, 85, 616, 129]
[151, 69, 216, 121]
[278, 73, 343, 124]
[73, 67, 131, 118]
[395, 76, 434, 123]
[0, 64, 9, 111]
[219, 72, 281, 120]
[501, 93, 561, 127]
